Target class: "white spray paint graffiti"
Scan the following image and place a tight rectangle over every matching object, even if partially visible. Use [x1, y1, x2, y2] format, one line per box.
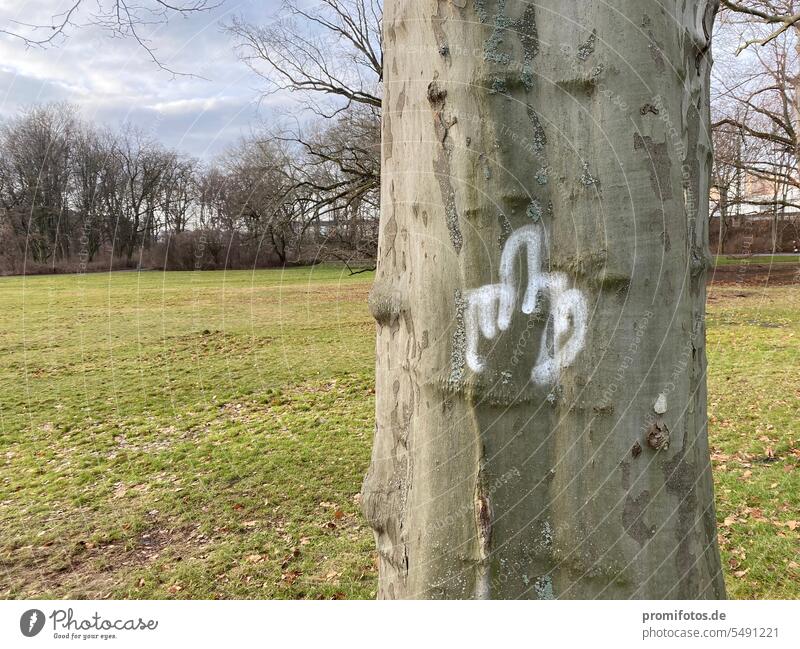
[464, 224, 588, 385]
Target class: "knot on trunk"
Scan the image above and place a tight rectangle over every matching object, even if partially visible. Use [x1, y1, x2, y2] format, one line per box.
[646, 421, 670, 451]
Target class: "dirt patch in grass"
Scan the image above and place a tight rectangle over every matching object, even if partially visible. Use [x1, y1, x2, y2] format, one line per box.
[1, 520, 209, 598]
[709, 263, 799, 286]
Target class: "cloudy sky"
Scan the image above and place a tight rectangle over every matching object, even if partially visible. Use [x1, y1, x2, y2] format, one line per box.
[0, 0, 289, 159]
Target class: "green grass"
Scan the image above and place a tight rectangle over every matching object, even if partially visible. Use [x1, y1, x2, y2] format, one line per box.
[0, 266, 377, 599]
[706, 285, 800, 599]
[713, 254, 799, 266]
[0, 267, 797, 599]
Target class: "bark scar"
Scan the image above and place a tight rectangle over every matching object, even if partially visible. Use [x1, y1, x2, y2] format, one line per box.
[473, 469, 493, 599]
[427, 80, 463, 252]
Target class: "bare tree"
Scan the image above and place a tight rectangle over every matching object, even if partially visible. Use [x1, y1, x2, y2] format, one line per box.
[111, 127, 173, 260]
[715, 28, 799, 156]
[72, 124, 113, 262]
[216, 137, 302, 263]
[283, 104, 380, 260]
[713, 11, 800, 253]
[228, 0, 382, 114]
[721, 0, 800, 51]
[711, 119, 743, 251]
[161, 157, 197, 234]
[0, 103, 77, 263]
[226, 0, 383, 264]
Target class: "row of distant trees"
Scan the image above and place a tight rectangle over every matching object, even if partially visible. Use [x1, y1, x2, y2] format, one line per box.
[0, 0, 383, 275]
[0, 100, 379, 274]
[2, 0, 799, 275]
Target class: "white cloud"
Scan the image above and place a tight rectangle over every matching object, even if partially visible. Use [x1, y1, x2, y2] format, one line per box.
[0, 0, 284, 158]
[149, 95, 243, 116]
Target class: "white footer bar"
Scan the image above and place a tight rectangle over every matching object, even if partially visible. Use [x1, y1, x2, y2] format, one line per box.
[1, 600, 797, 648]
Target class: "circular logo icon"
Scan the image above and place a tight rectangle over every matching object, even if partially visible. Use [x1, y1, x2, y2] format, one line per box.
[20, 609, 45, 637]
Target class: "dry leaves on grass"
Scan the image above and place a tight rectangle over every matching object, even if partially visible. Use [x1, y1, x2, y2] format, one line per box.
[281, 570, 301, 585]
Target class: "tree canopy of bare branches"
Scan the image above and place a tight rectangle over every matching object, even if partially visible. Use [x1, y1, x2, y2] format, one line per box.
[721, 0, 800, 51]
[228, 0, 382, 115]
[712, 7, 800, 251]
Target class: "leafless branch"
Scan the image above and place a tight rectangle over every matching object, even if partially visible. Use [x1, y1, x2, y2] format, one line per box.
[0, 0, 221, 76]
[721, 0, 800, 52]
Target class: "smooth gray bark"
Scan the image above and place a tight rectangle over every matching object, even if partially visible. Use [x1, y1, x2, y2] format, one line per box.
[363, 0, 726, 599]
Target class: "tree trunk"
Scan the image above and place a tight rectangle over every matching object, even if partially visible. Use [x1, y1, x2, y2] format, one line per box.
[772, 184, 779, 255]
[718, 187, 728, 254]
[362, 0, 726, 599]
[794, 32, 800, 178]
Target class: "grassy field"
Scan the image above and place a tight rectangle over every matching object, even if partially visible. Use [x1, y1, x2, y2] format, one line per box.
[713, 254, 799, 266]
[0, 267, 797, 599]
